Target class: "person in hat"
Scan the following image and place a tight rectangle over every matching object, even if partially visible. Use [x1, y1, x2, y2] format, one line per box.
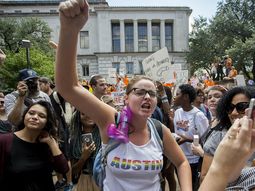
[4, 68, 51, 126]
[39, 76, 55, 96]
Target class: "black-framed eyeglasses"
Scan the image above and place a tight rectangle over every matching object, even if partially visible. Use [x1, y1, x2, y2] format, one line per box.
[227, 102, 249, 114]
[0, 101, 4, 104]
[129, 88, 157, 98]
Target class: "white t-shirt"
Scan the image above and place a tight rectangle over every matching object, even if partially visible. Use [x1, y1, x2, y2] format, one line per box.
[174, 107, 209, 164]
[103, 122, 163, 191]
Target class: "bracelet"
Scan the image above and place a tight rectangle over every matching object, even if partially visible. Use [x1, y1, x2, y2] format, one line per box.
[162, 99, 168, 103]
[161, 95, 167, 100]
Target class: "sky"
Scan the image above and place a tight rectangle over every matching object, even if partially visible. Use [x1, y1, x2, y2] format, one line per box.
[106, 0, 222, 28]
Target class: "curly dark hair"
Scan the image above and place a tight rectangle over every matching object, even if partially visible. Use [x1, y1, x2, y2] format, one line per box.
[16, 101, 58, 138]
[216, 86, 255, 130]
[179, 84, 197, 103]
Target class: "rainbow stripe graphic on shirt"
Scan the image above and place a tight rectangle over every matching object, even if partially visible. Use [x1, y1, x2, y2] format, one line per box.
[111, 157, 163, 170]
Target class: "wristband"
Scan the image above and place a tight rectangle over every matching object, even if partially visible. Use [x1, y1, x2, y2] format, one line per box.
[161, 95, 167, 100]
[162, 99, 168, 103]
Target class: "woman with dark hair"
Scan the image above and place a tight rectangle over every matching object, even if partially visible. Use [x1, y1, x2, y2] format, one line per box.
[199, 116, 255, 191]
[70, 111, 101, 191]
[200, 86, 255, 183]
[0, 101, 69, 191]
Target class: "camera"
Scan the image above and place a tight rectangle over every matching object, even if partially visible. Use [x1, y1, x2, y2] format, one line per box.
[81, 133, 93, 145]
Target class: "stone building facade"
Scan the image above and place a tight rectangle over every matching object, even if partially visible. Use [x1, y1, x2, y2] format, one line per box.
[0, 0, 192, 81]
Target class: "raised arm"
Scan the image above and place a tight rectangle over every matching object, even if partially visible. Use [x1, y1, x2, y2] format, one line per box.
[56, 0, 116, 143]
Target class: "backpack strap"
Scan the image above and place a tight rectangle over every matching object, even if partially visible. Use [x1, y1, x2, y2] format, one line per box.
[53, 91, 72, 125]
[150, 118, 163, 140]
[148, 118, 163, 149]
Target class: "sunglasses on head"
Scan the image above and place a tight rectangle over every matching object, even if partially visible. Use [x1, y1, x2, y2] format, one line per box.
[130, 88, 157, 98]
[227, 102, 249, 114]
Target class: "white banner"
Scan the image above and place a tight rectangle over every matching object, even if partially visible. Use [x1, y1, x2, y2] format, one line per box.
[111, 91, 125, 106]
[142, 47, 171, 82]
[236, 75, 246, 86]
[175, 70, 189, 85]
[107, 68, 116, 85]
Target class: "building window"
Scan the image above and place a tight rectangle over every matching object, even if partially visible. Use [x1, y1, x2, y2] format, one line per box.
[80, 31, 89, 49]
[139, 61, 145, 74]
[125, 23, 134, 52]
[126, 62, 134, 74]
[138, 23, 148, 52]
[112, 23, 120, 52]
[152, 23, 160, 51]
[82, 65, 89, 76]
[50, 10, 57, 13]
[165, 23, 173, 51]
[32, 10, 39, 13]
[14, 10, 22, 13]
[112, 62, 120, 74]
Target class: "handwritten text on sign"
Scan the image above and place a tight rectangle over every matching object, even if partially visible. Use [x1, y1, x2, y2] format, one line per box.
[142, 47, 175, 82]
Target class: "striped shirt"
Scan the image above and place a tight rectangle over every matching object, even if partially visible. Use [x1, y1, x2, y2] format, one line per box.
[226, 168, 255, 191]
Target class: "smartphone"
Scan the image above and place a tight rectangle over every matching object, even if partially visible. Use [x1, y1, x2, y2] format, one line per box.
[81, 133, 93, 145]
[193, 134, 199, 146]
[248, 98, 255, 119]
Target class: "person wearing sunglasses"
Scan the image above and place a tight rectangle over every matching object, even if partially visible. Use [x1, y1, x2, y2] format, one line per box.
[200, 86, 255, 185]
[55, 1, 192, 190]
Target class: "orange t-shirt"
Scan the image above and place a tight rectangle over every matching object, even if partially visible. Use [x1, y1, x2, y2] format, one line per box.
[123, 77, 129, 86]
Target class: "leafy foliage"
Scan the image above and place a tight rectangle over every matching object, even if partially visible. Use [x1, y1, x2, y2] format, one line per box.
[187, 0, 255, 80]
[0, 17, 55, 92]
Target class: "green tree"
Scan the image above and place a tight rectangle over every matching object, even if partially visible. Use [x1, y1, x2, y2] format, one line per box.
[0, 17, 55, 92]
[187, 17, 219, 75]
[211, 0, 255, 79]
[187, 0, 255, 80]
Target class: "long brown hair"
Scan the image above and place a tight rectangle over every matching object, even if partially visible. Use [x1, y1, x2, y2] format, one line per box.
[126, 76, 155, 95]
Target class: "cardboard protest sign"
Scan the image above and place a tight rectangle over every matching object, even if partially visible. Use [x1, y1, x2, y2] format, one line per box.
[142, 47, 172, 82]
[107, 68, 117, 85]
[119, 68, 126, 77]
[175, 70, 189, 85]
[111, 91, 125, 106]
[235, 75, 246, 86]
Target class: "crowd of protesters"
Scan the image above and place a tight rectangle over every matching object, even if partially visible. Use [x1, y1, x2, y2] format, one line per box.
[1, 0, 255, 191]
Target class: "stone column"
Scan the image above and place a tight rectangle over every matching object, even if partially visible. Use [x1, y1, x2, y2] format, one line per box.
[133, 20, 138, 52]
[147, 20, 152, 52]
[160, 20, 165, 49]
[120, 20, 125, 52]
